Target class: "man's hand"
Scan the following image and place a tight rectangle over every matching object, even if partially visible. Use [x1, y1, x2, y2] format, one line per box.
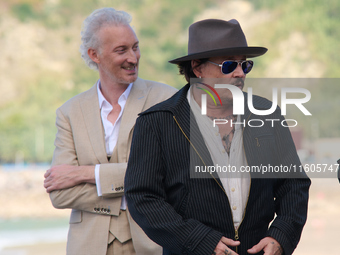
[212, 237, 240, 255]
[247, 237, 283, 255]
[44, 165, 95, 193]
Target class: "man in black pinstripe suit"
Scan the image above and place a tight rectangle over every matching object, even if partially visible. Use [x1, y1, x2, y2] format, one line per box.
[125, 19, 310, 255]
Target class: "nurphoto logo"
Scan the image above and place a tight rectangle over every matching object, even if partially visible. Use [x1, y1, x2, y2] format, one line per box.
[198, 82, 312, 128]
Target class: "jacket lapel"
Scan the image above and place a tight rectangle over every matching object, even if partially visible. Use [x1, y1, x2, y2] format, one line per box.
[80, 84, 108, 164]
[171, 85, 224, 189]
[112, 78, 149, 163]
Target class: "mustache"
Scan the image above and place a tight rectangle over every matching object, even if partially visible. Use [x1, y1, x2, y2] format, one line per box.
[233, 78, 244, 87]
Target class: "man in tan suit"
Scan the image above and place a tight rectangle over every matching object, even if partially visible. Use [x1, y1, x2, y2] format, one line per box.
[43, 7, 177, 255]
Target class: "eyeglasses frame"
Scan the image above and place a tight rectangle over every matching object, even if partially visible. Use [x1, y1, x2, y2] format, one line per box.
[207, 60, 254, 74]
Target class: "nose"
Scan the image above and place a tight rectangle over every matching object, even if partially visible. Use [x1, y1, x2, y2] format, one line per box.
[232, 63, 246, 78]
[127, 48, 140, 64]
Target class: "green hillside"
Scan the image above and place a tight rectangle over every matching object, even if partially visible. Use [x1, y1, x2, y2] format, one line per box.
[0, 0, 339, 163]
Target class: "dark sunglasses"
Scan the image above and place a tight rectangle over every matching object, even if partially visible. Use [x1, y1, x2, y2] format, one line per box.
[207, 60, 254, 74]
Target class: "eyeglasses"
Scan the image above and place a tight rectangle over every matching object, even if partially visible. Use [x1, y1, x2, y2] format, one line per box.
[207, 60, 254, 74]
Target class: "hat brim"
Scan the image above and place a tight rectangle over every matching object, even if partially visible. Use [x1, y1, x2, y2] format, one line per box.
[169, 46, 267, 64]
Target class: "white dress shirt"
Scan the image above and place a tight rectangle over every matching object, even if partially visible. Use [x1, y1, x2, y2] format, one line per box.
[94, 80, 132, 210]
[187, 85, 250, 229]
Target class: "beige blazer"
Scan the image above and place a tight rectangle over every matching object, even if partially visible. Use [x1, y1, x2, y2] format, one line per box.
[50, 78, 177, 255]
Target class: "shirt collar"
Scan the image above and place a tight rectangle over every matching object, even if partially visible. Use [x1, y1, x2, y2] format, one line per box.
[187, 85, 242, 130]
[97, 80, 133, 109]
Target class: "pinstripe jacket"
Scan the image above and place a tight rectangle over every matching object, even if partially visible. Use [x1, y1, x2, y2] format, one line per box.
[125, 84, 310, 255]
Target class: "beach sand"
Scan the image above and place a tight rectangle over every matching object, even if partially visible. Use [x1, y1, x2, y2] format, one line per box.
[0, 171, 339, 255]
[0, 242, 66, 255]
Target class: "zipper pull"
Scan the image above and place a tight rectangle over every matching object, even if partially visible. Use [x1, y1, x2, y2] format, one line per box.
[255, 138, 260, 147]
[235, 228, 239, 254]
[235, 228, 239, 253]
[235, 228, 239, 240]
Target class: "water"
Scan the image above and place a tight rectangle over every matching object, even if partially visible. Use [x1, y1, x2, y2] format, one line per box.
[0, 218, 68, 251]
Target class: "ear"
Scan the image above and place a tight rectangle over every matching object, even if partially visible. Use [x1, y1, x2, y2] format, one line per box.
[88, 48, 100, 64]
[191, 60, 203, 78]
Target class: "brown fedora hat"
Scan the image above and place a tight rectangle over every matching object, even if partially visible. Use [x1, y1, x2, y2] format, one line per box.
[169, 19, 267, 64]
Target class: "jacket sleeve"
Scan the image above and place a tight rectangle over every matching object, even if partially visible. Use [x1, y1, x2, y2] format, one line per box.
[49, 107, 123, 215]
[266, 112, 311, 255]
[125, 115, 223, 255]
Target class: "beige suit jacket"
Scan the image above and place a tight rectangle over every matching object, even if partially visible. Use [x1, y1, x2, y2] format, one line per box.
[50, 78, 177, 255]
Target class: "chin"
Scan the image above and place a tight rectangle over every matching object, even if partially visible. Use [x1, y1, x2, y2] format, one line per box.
[129, 73, 138, 81]
[129, 76, 138, 84]
[121, 75, 138, 84]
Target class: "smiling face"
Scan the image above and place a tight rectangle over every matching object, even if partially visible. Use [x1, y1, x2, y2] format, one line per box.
[91, 24, 140, 86]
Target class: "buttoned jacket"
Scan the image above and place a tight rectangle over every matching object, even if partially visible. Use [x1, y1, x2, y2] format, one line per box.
[50, 78, 177, 255]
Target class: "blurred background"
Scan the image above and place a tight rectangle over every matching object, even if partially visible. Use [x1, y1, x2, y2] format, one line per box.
[0, 0, 339, 254]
